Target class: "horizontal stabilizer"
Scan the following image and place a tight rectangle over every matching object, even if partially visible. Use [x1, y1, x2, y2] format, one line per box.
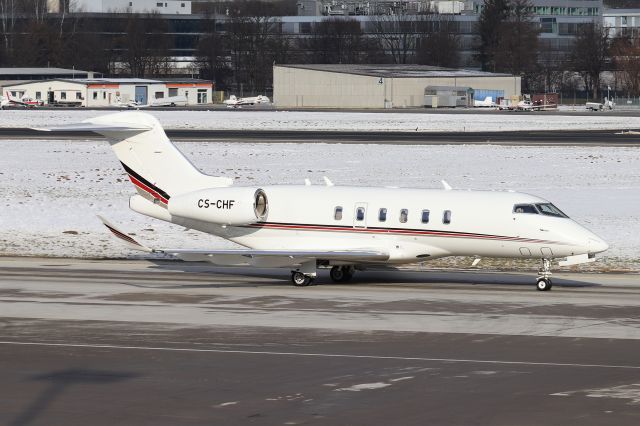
[33, 122, 152, 133]
[97, 215, 153, 253]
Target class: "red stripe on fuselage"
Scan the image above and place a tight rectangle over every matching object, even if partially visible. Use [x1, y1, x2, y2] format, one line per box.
[127, 174, 169, 204]
[247, 222, 563, 245]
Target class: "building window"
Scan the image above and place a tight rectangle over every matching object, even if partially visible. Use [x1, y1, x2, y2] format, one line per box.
[61, 92, 66, 100]
[169, 88, 178, 97]
[93, 91, 98, 100]
[334, 206, 342, 221]
[76, 92, 82, 100]
[421, 210, 430, 223]
[399, 209, 408, 223]
[443, 210, 452, 224]
[103, 92, 106, 99]
[35, 92, 41, 100]
[155, 91, 164, 99]
[129, 1, 132, 6]
[181, 2, 185, 6]
[197, 89, 207, 104]
[378, 208, 387, 222]
[157, 2, 163, 6]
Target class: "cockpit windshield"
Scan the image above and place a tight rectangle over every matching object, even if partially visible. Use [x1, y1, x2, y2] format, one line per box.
[513, 204, 538, 214]
[535, 203, 569, 218]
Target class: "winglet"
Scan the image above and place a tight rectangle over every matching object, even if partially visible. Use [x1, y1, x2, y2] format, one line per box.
[441, 180, 452, 191]
[97, 215, 153, 252]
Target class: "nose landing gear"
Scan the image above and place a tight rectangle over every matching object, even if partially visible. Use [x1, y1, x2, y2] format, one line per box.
[536, 258, 553, 291]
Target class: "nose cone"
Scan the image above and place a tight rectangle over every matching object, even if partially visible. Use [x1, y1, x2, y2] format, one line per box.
[588, 237, 609, 254]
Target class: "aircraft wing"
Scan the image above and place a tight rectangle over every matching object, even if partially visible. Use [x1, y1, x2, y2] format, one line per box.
[98, 215, 389, 267]
[167, 249, 388, 267]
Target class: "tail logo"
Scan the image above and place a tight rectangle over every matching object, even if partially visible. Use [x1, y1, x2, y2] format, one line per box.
[120, 162, 171, 205]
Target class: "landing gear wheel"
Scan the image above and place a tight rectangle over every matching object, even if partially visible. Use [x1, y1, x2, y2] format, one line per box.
[291, 271, 313, 287]
[536, 278, 552, 291]
[329, 266, 354, 283]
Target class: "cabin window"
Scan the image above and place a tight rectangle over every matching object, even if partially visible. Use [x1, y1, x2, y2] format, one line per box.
[535, 203, 569, 218]
[399, 209, 408, 223]
[421, 209, 430, 223]
[513, 204, 538, 214]
[443, 210, 452, 224]
[356, 207, 365, 221]
[334, 206, 343, 221]
[93, 91, 98, 100]
[379, 208, 387, 222]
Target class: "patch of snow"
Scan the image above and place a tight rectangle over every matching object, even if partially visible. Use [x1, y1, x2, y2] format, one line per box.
[335, 382, 392, 391]
[1, 109, 640, 132]
[552, 384, 640, 405]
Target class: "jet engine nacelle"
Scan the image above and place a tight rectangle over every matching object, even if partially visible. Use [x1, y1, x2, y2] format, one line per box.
[168, 187, 268, 225]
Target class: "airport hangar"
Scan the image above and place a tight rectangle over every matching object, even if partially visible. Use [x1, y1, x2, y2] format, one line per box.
[273, 64, 521, 109]
[2, 77, 213, 107]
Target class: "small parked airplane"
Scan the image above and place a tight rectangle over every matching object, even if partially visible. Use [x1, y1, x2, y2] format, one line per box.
[223, 94, 270, 107]
[4, 92, 44, 108]
[35, 112, 609, 290]
[473, 96, 496, 108]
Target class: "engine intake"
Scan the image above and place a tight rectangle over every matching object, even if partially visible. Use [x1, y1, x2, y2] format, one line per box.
[168, 187, 268, 225]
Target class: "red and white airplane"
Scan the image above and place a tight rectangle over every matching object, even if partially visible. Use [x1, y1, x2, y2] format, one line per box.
[36, 112, 609, 290]
[3, 92, 44, 108]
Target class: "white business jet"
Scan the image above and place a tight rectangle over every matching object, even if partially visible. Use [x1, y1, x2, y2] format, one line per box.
[35, 112, 609, 290]
[223, 95, 271, 107]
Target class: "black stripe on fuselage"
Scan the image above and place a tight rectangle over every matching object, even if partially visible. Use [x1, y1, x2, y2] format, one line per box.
[120, 162, 171, 201]
[246, 221, 564, 245]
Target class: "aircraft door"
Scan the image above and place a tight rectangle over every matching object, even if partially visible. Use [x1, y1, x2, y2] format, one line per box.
[353, 203, 368, 228]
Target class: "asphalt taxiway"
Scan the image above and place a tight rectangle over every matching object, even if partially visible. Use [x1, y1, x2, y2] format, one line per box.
[3, 128, 640, 146]
[1, 257, 640, 425]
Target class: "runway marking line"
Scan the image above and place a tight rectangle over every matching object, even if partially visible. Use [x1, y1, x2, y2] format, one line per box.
[1, 340, 639, 370]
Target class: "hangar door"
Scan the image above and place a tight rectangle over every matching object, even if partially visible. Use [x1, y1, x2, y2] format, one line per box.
[135, 86, 148, 105]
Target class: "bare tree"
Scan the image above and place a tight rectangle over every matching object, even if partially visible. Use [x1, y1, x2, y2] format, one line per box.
[611, 35, 640, 97]
[571, 23, 609, 100]
[304, 18, 373, 64]
[415, 14, 460, 68]
[476, 0, 510, 71]
[371, 14, 419, 64]
[118, 13, 174, 77]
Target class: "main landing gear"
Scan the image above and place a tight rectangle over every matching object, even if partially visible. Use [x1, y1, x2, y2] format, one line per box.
[290, 265, 356, 286]
[291, 271, 315, 287]
[536, 258, 553, 291]
[329, 266, 355, 283]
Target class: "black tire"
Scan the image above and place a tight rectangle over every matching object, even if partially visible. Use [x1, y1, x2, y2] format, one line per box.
[329, 266, 344, 282]
[536, 278, 552, 291]
[291, 271, 311, 287]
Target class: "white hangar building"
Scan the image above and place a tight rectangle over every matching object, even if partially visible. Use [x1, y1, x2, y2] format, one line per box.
[273, 64, 521, 109]
[2, 78, 213, 107]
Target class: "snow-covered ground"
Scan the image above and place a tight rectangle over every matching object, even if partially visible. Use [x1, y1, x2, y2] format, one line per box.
[1, 109, 640, 132]
[1, 139, 639, 271]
